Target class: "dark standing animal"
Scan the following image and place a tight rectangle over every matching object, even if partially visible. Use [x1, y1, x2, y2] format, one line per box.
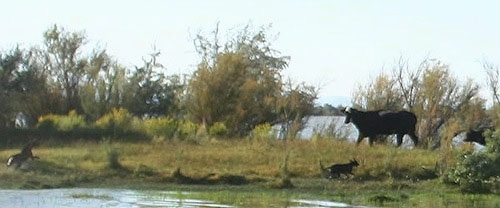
[341, 107, 419, 147]
[320, 159, 359, 179]
[6, 139, 40, 169]
[463, 129, 487, 146]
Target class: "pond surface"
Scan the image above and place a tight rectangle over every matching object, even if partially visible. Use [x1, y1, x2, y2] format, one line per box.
[0, 188, 365, 208]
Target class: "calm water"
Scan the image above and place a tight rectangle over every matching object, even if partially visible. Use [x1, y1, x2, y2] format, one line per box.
[0, 188, 363, 208]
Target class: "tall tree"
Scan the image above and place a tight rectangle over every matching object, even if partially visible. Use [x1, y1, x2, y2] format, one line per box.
[122, 50, 175, 118]
[187, 24, 316, 136]
[41, 25, 88, 113]
[0, 47, 24, 127]
[0, 47, 60, 128]
[80, 50, 127, 121]
[484, 61, 500, 104]
[483, 61, 500, 128]
[414, 61, 478, 148]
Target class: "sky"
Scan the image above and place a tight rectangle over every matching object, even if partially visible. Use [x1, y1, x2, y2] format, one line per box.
[1, 0, 500, 106]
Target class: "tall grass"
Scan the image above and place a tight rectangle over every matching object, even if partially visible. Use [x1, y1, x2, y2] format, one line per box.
[0, 138, 445, 180]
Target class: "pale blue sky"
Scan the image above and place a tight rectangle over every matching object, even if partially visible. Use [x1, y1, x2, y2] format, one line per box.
[1, 0, 499, 105]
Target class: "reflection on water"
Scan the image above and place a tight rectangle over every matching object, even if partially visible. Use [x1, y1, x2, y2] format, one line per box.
[291, 199, 352, 207]
[0, 189, 233, 208]
[0, 188, 359, 208]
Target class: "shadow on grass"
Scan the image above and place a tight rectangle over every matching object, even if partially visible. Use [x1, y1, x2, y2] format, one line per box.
[4, 160, 97, 189]
[170, 167, 295, 189]
[171, 167, 271, 186]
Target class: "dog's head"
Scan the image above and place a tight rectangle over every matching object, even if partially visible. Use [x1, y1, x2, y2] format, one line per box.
[350, 158, 360, 167]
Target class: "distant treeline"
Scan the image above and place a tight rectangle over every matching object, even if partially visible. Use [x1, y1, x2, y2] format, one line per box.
[0, 24, 319, 139]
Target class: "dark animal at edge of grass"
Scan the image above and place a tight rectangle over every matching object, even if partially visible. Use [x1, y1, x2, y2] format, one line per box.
[6, 139, 40, 169]
[341, 107, 419, 147]
[463, 129, 489, 146]
[320, 159, 360, 180]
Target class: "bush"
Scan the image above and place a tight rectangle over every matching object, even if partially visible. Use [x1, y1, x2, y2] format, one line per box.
[37, 110, 86, 131]
[208, 122, 228, 138]
[251, 123, 274, 140]
[177, 121, 198, 140]
[442, 129, 500, 193]
[94, 108, 137, 136]
[143, 117, 178, 139]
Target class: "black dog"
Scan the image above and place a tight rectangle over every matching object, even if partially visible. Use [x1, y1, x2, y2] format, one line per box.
[6, 139, 40, 169]
[320, 159, 359, 179]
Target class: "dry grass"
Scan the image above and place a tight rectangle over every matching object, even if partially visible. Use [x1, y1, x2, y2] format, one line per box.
[0, 138, 443, 180]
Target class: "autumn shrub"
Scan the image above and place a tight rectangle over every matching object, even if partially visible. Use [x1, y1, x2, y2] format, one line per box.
[251, 123, 275, 141]
[208, 122, 228, 138]
[37, 110, 86, 131]
[143, 117, 178, 140]
[94, 108, 137, 137]
[177, 120, 198, 140]
[442, 129, 500, 193]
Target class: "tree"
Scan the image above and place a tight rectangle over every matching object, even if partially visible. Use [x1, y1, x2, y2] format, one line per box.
[40, 25, 88, 113]
[80, 50, 127, 121]
[0, 47, 25, 127]
[0, 47, 60, 128]
[353, 58, 480, 149]
[122, 50, 177, 118]
[353, 74, 403, 110]
[484, 61, 500, 105]
[187, 23, 315, 136]
[483, 61, 500, 128]
[277, 80, 318, 139]
[414, 61, 478, 148]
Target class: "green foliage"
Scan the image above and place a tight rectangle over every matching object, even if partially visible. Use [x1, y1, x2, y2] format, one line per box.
[251, 123, 274, 141]
[209, 122, 228, 138]
[270, 151, 293, 189]
[0, 47, 25, 127]
[42, 25, 89, 113]
[122, 50, 180, 118]
[177, 120, 198, 140]
[353, 74, 402, 110]
[0, 47, 59, 128]
[94, 108, 137, 137]
[37, 110, 86, 131]
[187, 24, 316, 137]
[80, 51, 126, 121]
[442, 130, 500, 193]
[196, 124, 209, 140]
[277, 81, 318, 139]
[143, 117, 178, 139]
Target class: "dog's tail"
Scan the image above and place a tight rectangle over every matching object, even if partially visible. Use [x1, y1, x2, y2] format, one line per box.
[319, 160, 330, 179]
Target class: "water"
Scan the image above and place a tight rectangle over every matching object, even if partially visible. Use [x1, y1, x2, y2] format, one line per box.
[0, 188, 361, 208]
[0, 189, 231, 208]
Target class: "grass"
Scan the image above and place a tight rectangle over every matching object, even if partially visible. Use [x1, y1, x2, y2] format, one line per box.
[70, 193, 113, 200]
[0, 137, 498, 207]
